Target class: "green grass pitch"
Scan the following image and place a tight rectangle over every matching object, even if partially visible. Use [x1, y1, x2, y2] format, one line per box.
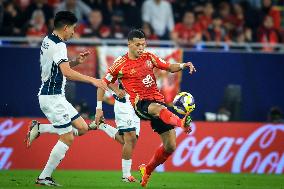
[0, 170, 283, 189]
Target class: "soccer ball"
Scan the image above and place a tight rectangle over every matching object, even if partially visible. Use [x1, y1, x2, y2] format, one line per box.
[173, 92, 195, 115]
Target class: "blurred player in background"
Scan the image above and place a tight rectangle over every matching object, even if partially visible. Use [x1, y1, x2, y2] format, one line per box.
[25, 11, 107, 186]
[97, 29, 196, 187]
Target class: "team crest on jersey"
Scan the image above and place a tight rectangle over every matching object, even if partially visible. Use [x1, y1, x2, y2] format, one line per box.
[63, 114, 69, 121]
[130, 68, 136, 75]
[146, 60, 153, 68]
[127, 119, 132, 126]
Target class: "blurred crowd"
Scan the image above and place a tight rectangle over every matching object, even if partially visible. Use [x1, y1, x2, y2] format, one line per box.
[0, 0, 283, 46]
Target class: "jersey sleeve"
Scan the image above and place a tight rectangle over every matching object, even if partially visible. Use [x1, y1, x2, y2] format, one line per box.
[53, 43, 68, 65]
[149, 52, 170, 70]
[103, 57, 122, 84]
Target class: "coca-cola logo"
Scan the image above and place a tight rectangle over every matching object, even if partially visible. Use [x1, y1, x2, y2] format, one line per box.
[159, 123, 284, 174]
[0, 119, 24, 169]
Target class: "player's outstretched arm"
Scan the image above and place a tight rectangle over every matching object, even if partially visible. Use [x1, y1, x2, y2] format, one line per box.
[69, 51, 91, 67]
[59, 62, 108, 90]
[168, 62, 197, 74]
[108, 83, 126, 99]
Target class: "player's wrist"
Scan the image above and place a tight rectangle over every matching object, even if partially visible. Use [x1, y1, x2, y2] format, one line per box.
[179, 63, 185, 70]
[96, 101, 102, 109]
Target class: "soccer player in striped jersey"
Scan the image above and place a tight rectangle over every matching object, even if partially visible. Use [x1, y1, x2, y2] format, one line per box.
[25, 11, 107, 186]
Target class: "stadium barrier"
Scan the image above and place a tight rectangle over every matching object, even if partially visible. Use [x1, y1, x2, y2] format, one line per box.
[1, 118, 283, 174]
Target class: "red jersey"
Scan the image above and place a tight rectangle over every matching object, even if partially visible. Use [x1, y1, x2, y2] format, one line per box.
[103, 51, 170, 105]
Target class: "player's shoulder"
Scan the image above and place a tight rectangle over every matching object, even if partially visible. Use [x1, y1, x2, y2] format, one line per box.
[109, 55, 127, 73]
[143, 51, 158, 60]
[46, 34, 66, 48]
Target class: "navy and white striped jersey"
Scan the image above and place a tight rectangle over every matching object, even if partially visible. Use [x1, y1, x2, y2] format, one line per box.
[38, 34, 68, 96]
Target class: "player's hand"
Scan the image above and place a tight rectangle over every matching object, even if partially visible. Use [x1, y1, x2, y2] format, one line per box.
[116, 89, 126, 99]
[76, 51, 91, 64]
[92, 79, 108, 91]
[184, 62, 196, 74]
[95, 109, 104, 125]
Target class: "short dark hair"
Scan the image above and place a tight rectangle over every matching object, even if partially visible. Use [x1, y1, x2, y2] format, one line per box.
[127, 29, 145, 41]
[54, 11, 78, 29]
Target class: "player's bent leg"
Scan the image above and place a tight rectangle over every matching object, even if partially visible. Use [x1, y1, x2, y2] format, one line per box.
[149, 102, 192, 134]
[71, 116, 88, 136]
[147, 103, 166, 117]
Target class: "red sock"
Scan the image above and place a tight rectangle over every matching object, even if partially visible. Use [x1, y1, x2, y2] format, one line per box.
[159, 108, 182, 127]
[146, 146, 172, 175]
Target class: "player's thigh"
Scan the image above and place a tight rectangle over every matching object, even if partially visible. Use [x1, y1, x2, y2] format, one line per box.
[159, 129, 176, 152]
[148, 102, 166, 117]
[123, 131, 137, 144]
[39, 95, 73, 135]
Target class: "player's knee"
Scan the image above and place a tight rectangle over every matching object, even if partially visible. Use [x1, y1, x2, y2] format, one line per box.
[164, 143, 176, 153]
[78, 126, 88, 135]
[148, 103, 164, 117]
[60, 133, 74, 146]
[125, 135, 137, 146]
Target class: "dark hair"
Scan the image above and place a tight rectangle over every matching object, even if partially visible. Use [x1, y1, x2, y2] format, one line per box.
[54, 11, 78, 29]
[127, 29, 145, 41]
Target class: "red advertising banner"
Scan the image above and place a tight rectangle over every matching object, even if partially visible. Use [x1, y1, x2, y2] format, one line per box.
[0, 118, 283, 174]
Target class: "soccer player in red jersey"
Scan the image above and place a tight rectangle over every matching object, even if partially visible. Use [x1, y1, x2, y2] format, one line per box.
[97, 29, 196, 187]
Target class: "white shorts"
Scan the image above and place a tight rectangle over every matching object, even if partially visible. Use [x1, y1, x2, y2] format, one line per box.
[114, 95, 140, 136]
[38, 95, 79, 135]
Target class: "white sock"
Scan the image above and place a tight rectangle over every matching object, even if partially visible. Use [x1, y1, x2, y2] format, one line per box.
[39, 140, 69, 179]
[99, 124, 118, 139]
[72, 127, 79, 136]
[122, 159, 132, 178]
[39, 124, 58, 134]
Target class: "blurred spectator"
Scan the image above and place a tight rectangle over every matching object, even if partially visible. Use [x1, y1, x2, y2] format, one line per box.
[142, 0, 174, 39]
[109, 10, 129, 39]
[203, 14, 229, 42]
[234, 29, 252, 43]
[26, 9, 48, 37]
[231, 0, 262, 9]
[257, 15, 280, 51]
[81, 0, 103, 9]
[0, 1, 23, 36]
[219, 1, 235, 37]
[231, 3, 253, 42]
[268, 106, 284, 123]
[172, 0, 191, 22]
[120, 0, 141, 28]
[55, 0, 91, 22]
[78, 9, 110, 38]
[100, 0, 122, 25]
[142, 22, 158, 40]
[260, 0, 281, 30]
[23, 0, 54, 31]
[198, 2, 214, 32]
[171, 11, 202, 46]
